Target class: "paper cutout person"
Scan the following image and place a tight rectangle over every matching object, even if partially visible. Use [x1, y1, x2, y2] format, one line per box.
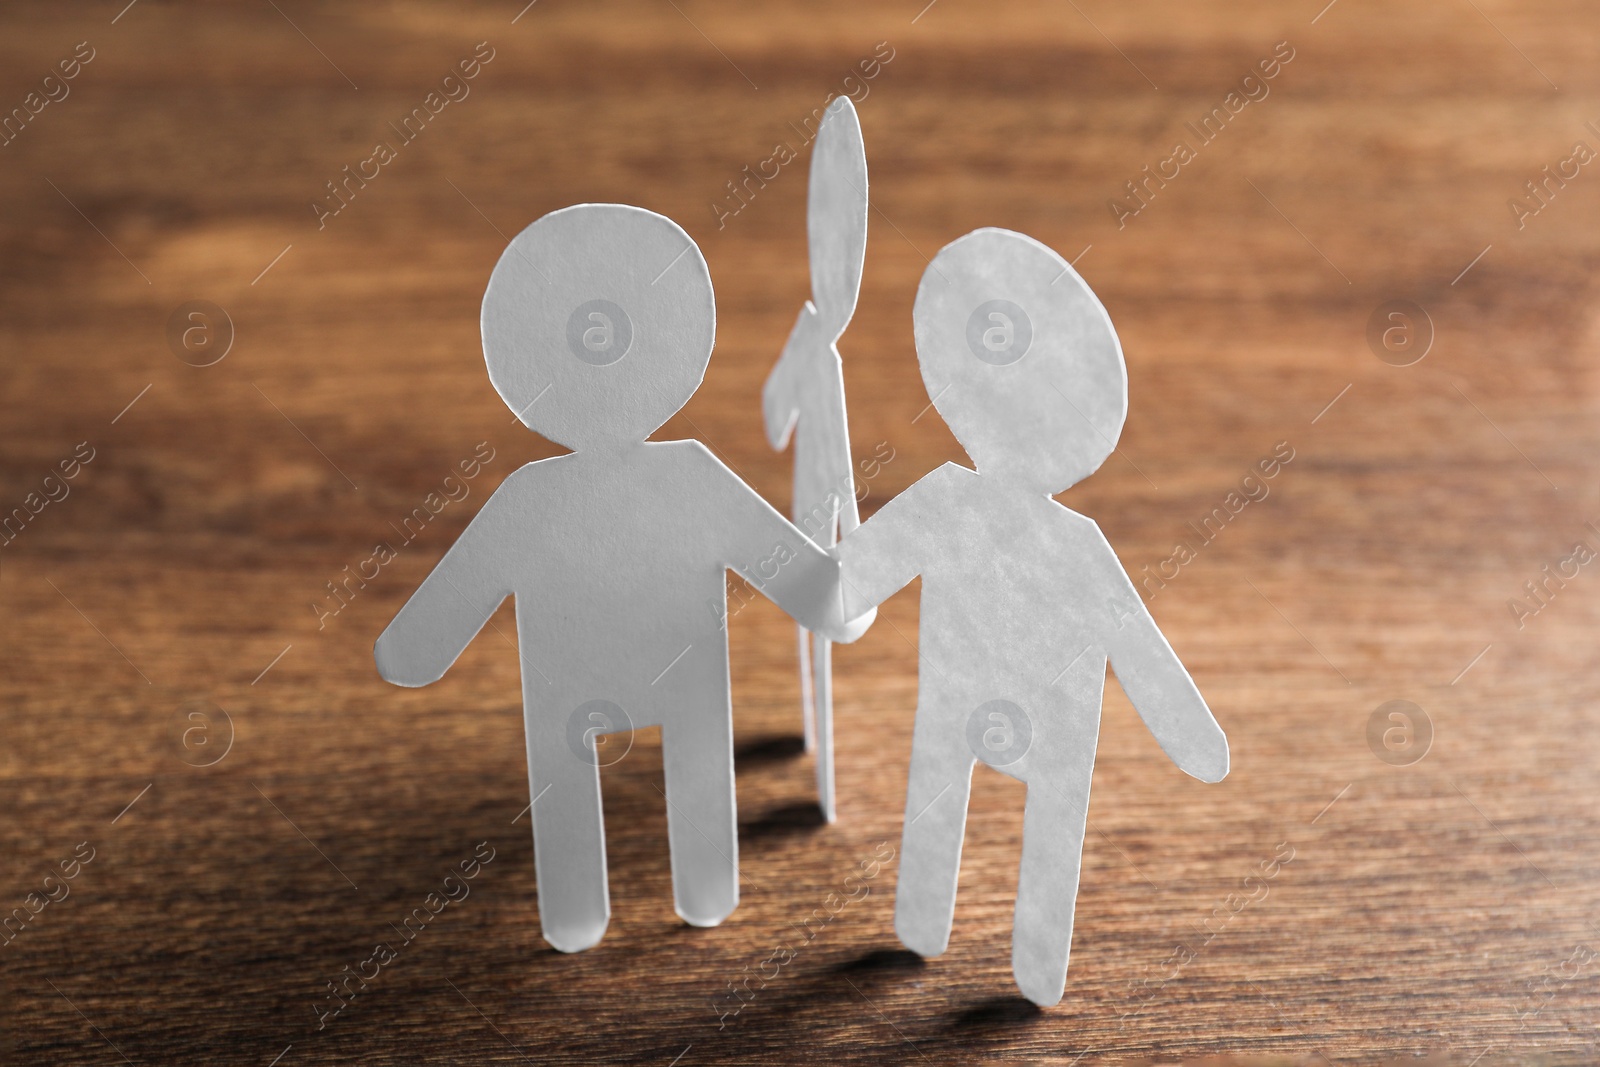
[763, 96, 869, 823]
[374, 204, 872, 953]
[835, 227, 1229, 1007]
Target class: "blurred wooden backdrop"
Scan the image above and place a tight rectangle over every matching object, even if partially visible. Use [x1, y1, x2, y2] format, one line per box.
[3, 0, 1600, 1063]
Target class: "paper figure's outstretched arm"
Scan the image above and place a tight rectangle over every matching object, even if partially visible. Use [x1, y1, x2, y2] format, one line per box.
[762, 304, 812, 451]
[692, 442, 872, 643]
[374, 470, 522, 687]
[834, 467, 947, 620]
[764, 304, 861, 542]
[1093, 531, 1229, 783]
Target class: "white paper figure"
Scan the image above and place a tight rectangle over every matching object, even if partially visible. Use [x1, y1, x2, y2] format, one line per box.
[762, 96, 869, 823]
[835, 228, 1229, 1007]
[375, 204, 871, 953]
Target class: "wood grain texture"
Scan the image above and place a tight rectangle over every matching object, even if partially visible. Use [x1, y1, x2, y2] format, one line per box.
[2, 0, 1599, 1063]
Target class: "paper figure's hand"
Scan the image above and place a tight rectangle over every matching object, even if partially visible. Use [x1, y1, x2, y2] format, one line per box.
[814, 542, 874, 642]
[741, 541, 872, 644]
[814, 590, 876, 644]
[837, 606, 876, 642]
[375, 610, 452, 687]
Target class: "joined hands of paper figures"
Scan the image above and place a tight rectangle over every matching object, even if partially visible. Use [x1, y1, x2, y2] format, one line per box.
[833, 226, 1228, 1007]
[762, 96, 869, 824]
[375, 203, 873, 954]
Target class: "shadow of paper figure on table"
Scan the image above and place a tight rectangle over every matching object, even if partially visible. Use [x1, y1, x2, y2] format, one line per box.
[738, 801, 828, 843]
[763, 95, 869, 824]
[733, 733, 807, 767]
[374, 203, 871, 953]
[835, 227, 1229, 1007]
[949, 994, 1043, 1030]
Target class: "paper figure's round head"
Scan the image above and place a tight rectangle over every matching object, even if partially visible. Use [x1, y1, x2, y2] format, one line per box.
[913, 228, 1127, 494]
[482, 204, 715, 451]
[807, 95, 868, 341]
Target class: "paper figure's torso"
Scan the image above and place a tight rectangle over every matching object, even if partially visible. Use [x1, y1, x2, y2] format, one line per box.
[492, 442, 744, 725]
[909, 464, 1129, 770]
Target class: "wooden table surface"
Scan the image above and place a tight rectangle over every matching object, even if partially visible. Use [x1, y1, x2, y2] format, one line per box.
[4, 0, 1600, 1063]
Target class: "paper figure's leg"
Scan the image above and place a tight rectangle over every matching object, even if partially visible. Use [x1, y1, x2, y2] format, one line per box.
[525, 709, 609, 953]
[661, 651, 739, 928]
[798, 623, 816, 752]
[1012, 765, 1092, 1006]
[811, 630, 835, 822]
[894, 708, 974, 958]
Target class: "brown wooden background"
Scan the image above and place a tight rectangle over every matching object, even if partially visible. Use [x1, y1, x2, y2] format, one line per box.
[3, 0, 1600, 1063]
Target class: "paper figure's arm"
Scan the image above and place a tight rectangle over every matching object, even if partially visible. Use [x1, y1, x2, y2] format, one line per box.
[690, 441, 872, 643]
[374, 469, 525, 687]
[1091, 528, 1229, 783]
[762, 304, 811, 451]
[834, 467, 947, 620]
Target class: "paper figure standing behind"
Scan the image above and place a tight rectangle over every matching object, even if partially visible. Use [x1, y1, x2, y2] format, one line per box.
[375, 204, 870, 953]
[763, 96, 868, 823]
[836, 228, 1229, 1006]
